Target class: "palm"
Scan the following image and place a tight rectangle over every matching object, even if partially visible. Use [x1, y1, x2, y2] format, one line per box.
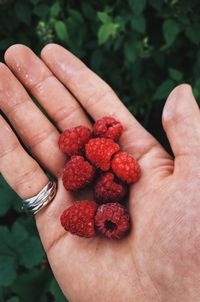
[42, 158, 200, 302]
[0, 44, 200, 302]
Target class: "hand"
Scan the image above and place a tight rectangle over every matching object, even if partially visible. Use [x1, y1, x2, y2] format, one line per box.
[1, 44, 200, 302]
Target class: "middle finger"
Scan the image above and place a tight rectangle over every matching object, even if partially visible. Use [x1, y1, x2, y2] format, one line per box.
[0, 63, 65, 176]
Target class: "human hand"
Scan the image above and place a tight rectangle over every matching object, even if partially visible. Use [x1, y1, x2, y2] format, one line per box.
[0, 44, 200, 302]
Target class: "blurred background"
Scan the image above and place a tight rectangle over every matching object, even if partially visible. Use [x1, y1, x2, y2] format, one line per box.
[0, 0, 200, 301]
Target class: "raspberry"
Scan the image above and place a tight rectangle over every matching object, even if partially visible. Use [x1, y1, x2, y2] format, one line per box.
[111, 151, 141, 184]
[60, 201, 97, 238]
[95, 203, 130, 239]
[94, 172, 127, 204]
[93, 116, 123, 141]
[58, 126, 91, 156]
[62, 156, 95, 191]
[85, 138, 120, 171]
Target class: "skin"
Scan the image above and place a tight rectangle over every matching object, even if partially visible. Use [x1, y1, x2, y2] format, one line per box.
[0, 44, 200, 302]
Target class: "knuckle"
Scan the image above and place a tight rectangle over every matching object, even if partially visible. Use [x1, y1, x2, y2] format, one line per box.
[0, 141, 19, 159]
[32, 74, 54, 92]
[52, 104, 80, 126]
[84, 86, 114, 109]
[28, 128, 56, 149]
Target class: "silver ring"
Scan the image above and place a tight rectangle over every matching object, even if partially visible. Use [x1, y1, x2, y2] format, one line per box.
[21, 181, 57, 215]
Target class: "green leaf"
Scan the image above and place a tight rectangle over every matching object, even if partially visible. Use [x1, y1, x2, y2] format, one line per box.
[9, 221, 44, 269]
[168, 68, 183, 81]
[0, 226, 15, 256]
[81, 3, 95, 20]
[49, 279, 66, 302]
[68, 9, 84, 24]
[17, 216, 37, 236]
[98, 23, 119, 45]
[186, 25, 200, 45]
[124, 41, 137, 63]
[193, 78, 200, 99]
[131, 15, 146, 34]
[0, 256, 17, 286]
[19, 237, 44, 269]
[33, 4, 49, 17]
[0, 226, 10, 244]
[0, 175, 20, 216]
[0, 287, 3, 302]
[97, 11, 111, 23]
[163, 19, 180, 46]
[128, 0, 146, 15]
[50, 2, 61, 18]
[0, 195, 12, 216]
[14, 2, 32, 25]
[11, 221, 29, 245]
[153, 80, 175, 100]
[7, 297, 20, 302]
[0, 221, 44, 272]
[54, 21, 68, 42]
[12, 269, 51, 302]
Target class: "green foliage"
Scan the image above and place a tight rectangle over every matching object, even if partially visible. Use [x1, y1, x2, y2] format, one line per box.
[0, 176, 66, 301]
[128, 0, 146, 15]
[0, 177, 21, 215]
[97, 11, 120, 44]
[153, 79, 175, 100]
[0, 0, 200, 301]
[168, 68, 183, 82]
[54, 20, 68, 42]
[162, 19, 181, 47]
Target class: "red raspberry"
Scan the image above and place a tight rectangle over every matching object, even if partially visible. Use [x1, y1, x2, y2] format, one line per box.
[60, 201, 97, 238]
[94, 172, 127, 204]
[95, 203, 130, 239]
[85, 138, 120, 171]
[62, 156, 95, 191]
[111, 151, 141, 184]
[58, 126, 91, 156]
[93, 116, 123, 141]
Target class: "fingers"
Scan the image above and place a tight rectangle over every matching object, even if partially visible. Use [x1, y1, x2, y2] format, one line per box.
[0, 115, 48, 199]
[41, 44, 169, 162]
[4, 44, 90, 130]
[162, 84, 200, 166]
[0, 63, 65, 176]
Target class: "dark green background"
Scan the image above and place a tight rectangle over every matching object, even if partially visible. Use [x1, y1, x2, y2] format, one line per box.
[0, 0, 200, 301]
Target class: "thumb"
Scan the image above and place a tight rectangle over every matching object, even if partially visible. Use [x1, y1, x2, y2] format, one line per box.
[162, 84, 200, 168]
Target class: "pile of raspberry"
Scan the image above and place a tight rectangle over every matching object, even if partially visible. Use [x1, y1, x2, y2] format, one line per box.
[59, 116, 141, 239]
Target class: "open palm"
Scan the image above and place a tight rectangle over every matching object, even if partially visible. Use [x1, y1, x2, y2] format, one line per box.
[1, 44, 200, 302]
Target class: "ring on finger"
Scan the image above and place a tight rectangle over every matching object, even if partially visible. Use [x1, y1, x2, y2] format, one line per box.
[21, 180, 57, 215]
